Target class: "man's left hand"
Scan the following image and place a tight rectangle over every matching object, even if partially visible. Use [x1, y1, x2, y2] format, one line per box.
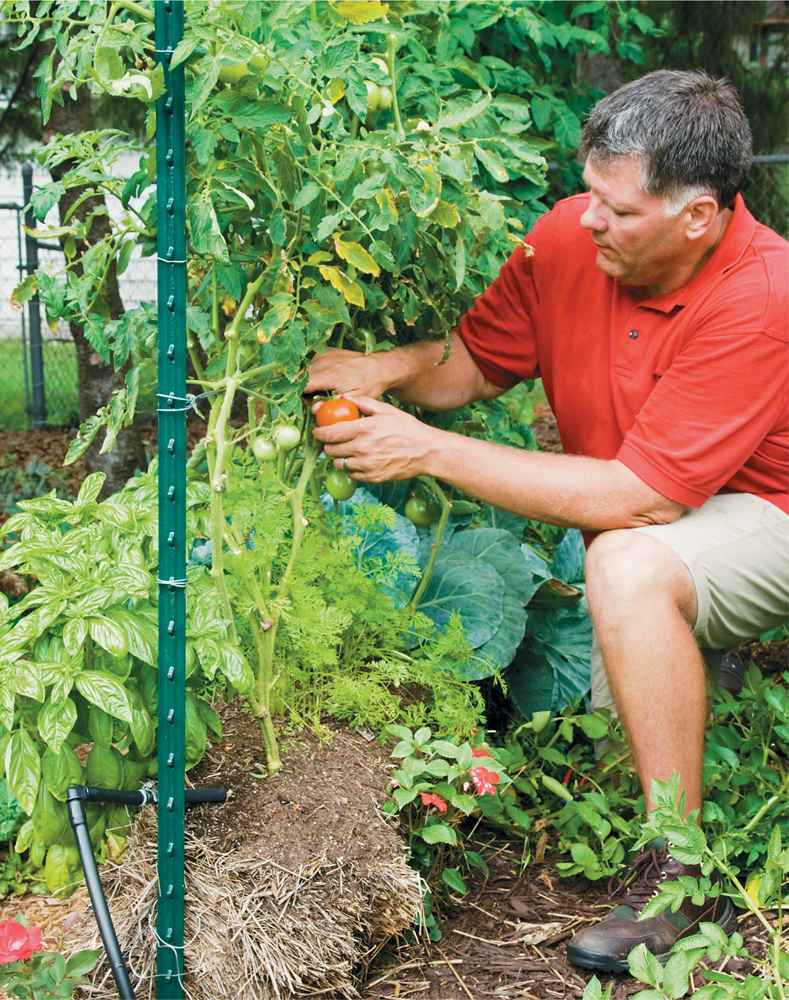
[312, 395, 441, 482]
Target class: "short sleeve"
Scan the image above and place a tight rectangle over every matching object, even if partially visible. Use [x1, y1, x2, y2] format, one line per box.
[617, 327, 788, 507]
[456, 214, 554, 388]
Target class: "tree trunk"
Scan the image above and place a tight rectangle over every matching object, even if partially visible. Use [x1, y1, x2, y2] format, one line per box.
[45, 93, 146, 496]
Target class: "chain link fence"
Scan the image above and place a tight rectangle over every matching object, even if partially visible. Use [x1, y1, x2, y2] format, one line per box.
[744, 153, 789, 238]
[0, 159, 156, 431]
[1, 154, 786, 431]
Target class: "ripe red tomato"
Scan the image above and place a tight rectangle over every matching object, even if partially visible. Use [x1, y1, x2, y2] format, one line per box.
[315, 398, 360, 426]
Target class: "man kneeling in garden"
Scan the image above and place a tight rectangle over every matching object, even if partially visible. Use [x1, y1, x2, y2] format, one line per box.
[306, 69, 789, 971]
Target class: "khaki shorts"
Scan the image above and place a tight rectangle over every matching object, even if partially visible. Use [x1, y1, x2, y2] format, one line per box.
[591, 493, 789, 712]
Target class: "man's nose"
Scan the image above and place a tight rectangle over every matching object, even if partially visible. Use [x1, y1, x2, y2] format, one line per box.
[580, 199, 606, 232]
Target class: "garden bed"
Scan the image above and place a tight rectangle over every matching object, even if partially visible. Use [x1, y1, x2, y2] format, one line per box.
[1, 411, 784, 1000]
[361, 833, 774, 1000]
[59, 701, 420, 999]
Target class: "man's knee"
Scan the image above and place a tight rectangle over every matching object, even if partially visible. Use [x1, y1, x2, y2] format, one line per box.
[585, 528, 697, 626]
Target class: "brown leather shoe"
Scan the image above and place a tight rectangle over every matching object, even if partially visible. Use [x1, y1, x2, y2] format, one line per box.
[566, 844, 737, 973]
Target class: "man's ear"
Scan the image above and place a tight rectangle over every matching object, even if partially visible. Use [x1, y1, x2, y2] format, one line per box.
[684, 195, 720, 240]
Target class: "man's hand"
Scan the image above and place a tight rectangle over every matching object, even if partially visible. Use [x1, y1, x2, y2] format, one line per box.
[311, 395, 441, 482]
[305, 348, 400, 400]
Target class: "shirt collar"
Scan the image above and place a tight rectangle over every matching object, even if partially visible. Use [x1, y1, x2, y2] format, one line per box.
[633, 194, 757, 314]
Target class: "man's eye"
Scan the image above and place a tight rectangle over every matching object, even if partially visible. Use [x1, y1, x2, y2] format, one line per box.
[612, 208, 630, 217]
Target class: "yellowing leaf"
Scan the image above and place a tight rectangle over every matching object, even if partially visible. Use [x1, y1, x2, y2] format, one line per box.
[334, 237, 380, 276]
[319, 265, 365, 308]
[334, 0, 388, 24]
[475, 145, 509, 183]
[429, 201, 460, 228]
[375, 188, 399, 221]
[745, 875, 762, 907]
[327, 78, 345, 104]
[259, 292, 293, 339]
[307, 251, 333, 265]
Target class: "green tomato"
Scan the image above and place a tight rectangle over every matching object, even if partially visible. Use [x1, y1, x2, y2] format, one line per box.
[273, 424, 301, 451]
[251, 437, 277, 462]
[405, 495, 439, 527]
[249, 50, 269, 72]
[218, 60, 250, 84]
[377, 86, 393, 110]
[325, 468, 356, 501]
[365, 80, 381, 112]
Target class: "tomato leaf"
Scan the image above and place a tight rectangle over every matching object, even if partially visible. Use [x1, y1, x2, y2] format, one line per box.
[318, 265, 365, 308]
[334, 237, 381, 276]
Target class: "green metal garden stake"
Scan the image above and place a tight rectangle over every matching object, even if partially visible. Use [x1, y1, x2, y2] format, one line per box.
[154, 1, 186, 997]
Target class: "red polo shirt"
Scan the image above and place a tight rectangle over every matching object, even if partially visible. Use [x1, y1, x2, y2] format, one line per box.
[458, 194, 789, 514]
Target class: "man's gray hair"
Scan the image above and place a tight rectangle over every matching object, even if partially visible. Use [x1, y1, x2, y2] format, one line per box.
[580, 70, 753, 210]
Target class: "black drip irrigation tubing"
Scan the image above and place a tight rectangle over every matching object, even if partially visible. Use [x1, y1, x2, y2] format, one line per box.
[66, 784, 227, 1000]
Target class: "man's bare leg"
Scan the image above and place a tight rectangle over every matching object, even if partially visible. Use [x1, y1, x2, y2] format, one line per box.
[584, 529, 706, 815]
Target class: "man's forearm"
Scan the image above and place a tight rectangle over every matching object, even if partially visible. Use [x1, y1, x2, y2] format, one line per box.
[387, 332, 498, 410]
[425, 429, 681, 532]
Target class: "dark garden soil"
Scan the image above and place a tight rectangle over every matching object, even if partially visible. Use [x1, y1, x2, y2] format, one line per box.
[359, 837, 773, 1000]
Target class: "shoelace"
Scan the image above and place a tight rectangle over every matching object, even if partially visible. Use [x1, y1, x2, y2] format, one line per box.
[607, 846, 671, 914]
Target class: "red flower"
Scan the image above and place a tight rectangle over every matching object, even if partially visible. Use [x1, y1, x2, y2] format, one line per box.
[471, 746, 492, 759]
[419, 792, 448, 813]
[470, 766, 500, 796]
[0, 920, 43, 964]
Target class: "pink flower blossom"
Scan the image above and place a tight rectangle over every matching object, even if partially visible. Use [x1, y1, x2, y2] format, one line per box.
[470, 765, 500, 796]
[419, 792, 448, 813]
[0, 921, 43, 965]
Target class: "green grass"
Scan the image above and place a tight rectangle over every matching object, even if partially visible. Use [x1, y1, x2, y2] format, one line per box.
[0, 338, 80, 430]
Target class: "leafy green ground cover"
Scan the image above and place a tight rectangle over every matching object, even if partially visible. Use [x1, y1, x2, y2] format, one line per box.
[385, 655, 788, 997]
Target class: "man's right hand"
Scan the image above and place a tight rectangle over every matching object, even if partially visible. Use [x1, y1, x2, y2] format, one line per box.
[305, 348, 400, 400]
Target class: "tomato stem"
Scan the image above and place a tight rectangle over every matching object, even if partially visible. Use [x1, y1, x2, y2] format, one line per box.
[386, 34, 404, 141]
[406, 478, 451, 612]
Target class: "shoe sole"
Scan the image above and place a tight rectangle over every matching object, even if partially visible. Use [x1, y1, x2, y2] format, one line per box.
[566, 898, 738, 974]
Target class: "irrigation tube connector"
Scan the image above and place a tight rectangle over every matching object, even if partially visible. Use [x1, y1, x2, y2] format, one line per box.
[67, 784, 227, 1000]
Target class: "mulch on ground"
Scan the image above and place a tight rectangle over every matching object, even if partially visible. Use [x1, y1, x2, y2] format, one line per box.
[360, 836, 774, 1000]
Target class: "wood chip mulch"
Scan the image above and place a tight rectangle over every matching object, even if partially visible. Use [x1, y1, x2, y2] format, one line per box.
[360, 835, 774, 1000]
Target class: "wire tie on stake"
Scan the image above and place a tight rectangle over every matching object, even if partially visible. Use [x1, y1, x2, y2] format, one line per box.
[156, 391, 211, 415]
[157, 256, 187, 264]
[146, 912, 190, 994]
[157, 576, 187, 589]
